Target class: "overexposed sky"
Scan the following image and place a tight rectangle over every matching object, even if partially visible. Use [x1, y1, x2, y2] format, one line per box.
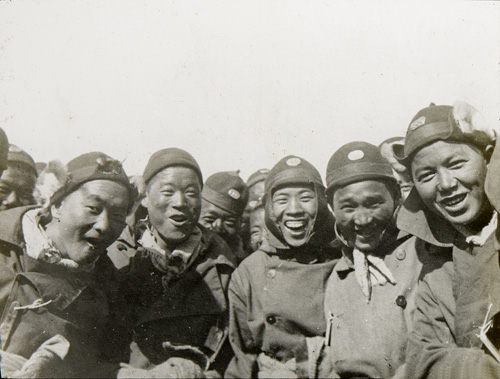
[1, 0, 499, 181]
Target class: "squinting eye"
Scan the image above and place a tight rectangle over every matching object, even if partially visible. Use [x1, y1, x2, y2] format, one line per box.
[417, 172, 435, 183]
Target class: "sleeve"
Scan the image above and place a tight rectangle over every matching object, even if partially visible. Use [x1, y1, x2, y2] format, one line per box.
[224, 268, 259, 379]
[406, 277, 500, 379]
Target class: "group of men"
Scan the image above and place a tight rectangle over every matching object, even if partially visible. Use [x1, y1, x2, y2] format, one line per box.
[0, 100, 499, 378]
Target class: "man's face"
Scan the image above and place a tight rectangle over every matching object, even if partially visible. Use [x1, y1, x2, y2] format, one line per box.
[199, 200, 240, 242]
[249, 207, 267, 252]
[249, 180, 265, 203]
[411, 140, 488, 227]
[0, 165, 36, 210]
[50, 180, 129, 265]
[393, 169, 413, 201]
[333, 180, 396, 251]
[271, 184, 317, 247]
[143, 167, 202, 244]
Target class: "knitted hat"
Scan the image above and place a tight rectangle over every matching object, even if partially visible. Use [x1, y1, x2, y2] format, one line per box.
[143, 148, 202, 185]
[202, 171, 249, 216]
[0, 128, 8, 172]
[397, 102, 495, 165]
[326, 141, 396, 199]
[7, 144, 37, 176]
[48, 152, 134, 207]
[247, 169, 270, 188]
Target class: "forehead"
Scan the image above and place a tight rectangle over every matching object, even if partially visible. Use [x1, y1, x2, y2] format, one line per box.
[412, 140, 484, 169]
[0, 165, 36, 183]
[272, 183, 315, 196]
[334, 180, 393, 202]
[69, 180, 130, 205]
[250, 207, 265, 222]
[201, 199, 235, 217]
[149, 166, 201, 187]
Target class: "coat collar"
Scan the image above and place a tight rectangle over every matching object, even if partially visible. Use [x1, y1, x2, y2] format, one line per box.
[396, 189, 458, 248]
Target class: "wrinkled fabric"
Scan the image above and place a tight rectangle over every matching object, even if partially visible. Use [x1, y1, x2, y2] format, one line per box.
[323, 232, 427, 378]
[225, 250, 338, 378]
[117, 223, 236, 377]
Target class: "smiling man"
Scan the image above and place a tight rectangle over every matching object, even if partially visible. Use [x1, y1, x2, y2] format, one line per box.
[226, 155, 338, 379]
[199, 171, 249, 263]
[319, 141, 428, 378]
[117, 148, 237, 378]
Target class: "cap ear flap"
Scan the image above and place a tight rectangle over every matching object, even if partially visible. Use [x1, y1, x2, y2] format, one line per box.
[33, 160, 67, 208]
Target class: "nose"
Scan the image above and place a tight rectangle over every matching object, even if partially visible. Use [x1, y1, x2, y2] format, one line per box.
[211, 218, 224, 233]
[93, 210, 111, 234]
[171, 191, 187, 208]
[2, 191, 19, 209]
[437, 169, 458, 192]
[353, 208, 373, 226]
[286, 196, 303, 214]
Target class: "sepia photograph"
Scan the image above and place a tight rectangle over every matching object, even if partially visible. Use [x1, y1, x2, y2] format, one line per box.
[0, 0, 499, 378]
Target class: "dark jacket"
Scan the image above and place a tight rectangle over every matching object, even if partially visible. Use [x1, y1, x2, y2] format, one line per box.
[118, 223, 237, 375]
[0, 206, 124, 378]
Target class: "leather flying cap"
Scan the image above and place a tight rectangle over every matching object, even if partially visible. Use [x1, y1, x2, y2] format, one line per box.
[265, 155, 323, 195]
[247, 169, 270, 188]
[397, 103, 494, 165]
[7, 144, 37, 176]
[51, 152, 134, 206]
[143, 148, 203, 185]
[326, 141, 396, 198]
[202, 171, 249, 216]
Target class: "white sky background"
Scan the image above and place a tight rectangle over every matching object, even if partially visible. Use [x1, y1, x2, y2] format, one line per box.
[0, 1, 499, 182]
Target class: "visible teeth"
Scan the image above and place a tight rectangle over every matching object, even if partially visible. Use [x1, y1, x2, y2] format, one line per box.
[285, 221, 305, 230]
[442, 194, 466, 207]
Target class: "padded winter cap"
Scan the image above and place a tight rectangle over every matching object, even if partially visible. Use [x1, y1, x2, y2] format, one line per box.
[0, 128, 8, 172]
[51, 152, 134, 206]
[202, 171, 249, 216]
[265, 155, 323, 195]
[397, 103, 493, 165]
[7, 144, 37, 176]
[247, 169, 270, 188]
[143, 148, 203, 185]
[326, 141, 396, 198]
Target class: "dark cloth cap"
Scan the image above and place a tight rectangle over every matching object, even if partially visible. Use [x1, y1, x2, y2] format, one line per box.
[202, 171, 249, 216]
[397, 103, 492, 165]
[7, 144, 37, 176]
[143, 148, 203, 185]
[246, 169, 270, 188]
[0, 128, 8, 172]
[265, 155, 323, 196]
[326, 141, 396, 197]
[51, 152, 134, 206]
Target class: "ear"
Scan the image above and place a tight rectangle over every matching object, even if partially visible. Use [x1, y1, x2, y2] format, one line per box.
[485, 143, 495, 165]
[50, 203, 62, 220]
[141, 192, 149, 209]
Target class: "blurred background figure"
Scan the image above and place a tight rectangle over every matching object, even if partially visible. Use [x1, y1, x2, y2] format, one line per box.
[241, 169, 269, 255]
[35, 162, 47, 176]
[0, 144, 37, 210]
[379, 136, 414, 201]
[248, 200, 268, 252]
[199, 171, 249, 263]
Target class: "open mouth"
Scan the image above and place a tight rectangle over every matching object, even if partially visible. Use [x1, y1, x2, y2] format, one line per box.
[284, 220, 306, 232]
[440, 193, 467, 209]
[169, 214, 190, 226]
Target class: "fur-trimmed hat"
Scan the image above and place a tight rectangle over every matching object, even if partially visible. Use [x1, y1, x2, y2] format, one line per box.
[326, 141, 396, 200]
[143, 148, 203, 185]
[7, 144, 37, 176]
[35, 152, 134, 209]
[397, 102, 496, 166]
[202, 171, 249, 217]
